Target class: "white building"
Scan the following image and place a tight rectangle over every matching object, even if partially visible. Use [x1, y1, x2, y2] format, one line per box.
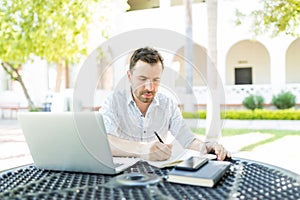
[93, 0, 300, 110]
[1, 0, 300, 115]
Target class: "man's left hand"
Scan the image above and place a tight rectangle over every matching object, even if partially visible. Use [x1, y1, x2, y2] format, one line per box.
[205, 142, 231, 161]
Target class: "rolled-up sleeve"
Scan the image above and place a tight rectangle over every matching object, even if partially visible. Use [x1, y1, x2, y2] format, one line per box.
[169, 102, 196, 148]
[99, 94, 118, 136]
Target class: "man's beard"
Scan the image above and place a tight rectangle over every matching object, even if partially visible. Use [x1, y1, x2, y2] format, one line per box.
[134, 90, 155, 103]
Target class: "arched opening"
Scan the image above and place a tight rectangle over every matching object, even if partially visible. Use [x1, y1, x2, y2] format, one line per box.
[286, 38, 300, 83]
[226, 40, 270, 85]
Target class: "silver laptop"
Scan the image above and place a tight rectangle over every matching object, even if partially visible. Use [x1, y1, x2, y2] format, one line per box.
[18, 112, 138, 174]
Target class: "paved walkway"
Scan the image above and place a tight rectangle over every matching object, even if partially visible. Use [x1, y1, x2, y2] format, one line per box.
[1, 119, 299, 175]
[185, 119, 300, 130]
[188, 119, 300, 175]
[0, 120, 33, 171]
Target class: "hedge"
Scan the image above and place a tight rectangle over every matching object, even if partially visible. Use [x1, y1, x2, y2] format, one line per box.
[182, 109, 300, 120]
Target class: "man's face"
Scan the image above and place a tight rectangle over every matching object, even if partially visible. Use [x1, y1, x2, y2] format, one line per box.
[127, 60, 163, 104]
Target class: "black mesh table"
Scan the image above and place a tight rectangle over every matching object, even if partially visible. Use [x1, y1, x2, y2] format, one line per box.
[0, 158, 299, 200]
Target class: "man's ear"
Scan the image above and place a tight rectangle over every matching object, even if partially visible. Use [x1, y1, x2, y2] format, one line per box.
[127, 70, 132, 82]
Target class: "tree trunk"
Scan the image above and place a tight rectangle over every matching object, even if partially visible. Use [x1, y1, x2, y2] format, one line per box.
[1, 62, 35, 109]
[55, 61, 64, 92]
[65, 60, 70, 88]
[206, 0, 222, 142]
[183, 0, 195, 112]
[184, 0, 194, 94]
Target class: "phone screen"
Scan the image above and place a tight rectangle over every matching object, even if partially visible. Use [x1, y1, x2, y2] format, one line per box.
[175, 156, 208, 171]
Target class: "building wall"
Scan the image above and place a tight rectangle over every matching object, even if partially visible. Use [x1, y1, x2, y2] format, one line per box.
[286, 39, 300, 83]
[1, 0, 299, 109]
[226, 40, 270, 85]
[113, 1, 299, 88]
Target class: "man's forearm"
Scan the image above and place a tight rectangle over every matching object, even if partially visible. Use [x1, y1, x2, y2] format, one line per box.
[187, 138, 207, 153]
[107, 135, 149, 158]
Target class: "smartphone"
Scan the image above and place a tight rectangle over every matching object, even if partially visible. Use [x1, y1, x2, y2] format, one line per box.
[175, 156, 209, 171]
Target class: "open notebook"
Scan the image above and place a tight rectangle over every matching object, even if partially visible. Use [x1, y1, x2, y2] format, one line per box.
[147, 142, 216, 168]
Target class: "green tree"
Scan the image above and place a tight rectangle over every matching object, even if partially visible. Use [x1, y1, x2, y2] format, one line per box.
[0, 0, 128, 109]
[236, 0, 300, 37]
[1, 0, 36, 108]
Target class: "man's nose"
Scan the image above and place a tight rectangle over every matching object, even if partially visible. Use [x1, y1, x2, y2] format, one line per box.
[145, 80, 154, 91]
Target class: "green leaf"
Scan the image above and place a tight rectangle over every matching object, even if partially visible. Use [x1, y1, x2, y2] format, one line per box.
[236, 0, 300, 37]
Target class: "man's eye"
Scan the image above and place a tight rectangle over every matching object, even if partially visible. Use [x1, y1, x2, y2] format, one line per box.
[139, 78, 147, 81]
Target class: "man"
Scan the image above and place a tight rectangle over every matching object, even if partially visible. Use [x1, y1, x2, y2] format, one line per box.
[100, 47, 231, 161]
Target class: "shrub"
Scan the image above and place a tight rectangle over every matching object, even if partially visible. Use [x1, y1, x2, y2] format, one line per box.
[29, 107, 41, 112]
[272, 91, 296, 109]
[182, 111, 206, 119]
[182, 109, 300, 120]
[242, 94, 264, 110]
[222, 110, 255, 119]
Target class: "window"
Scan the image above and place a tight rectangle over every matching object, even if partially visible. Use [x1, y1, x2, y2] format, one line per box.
[235, 67, 252, 85]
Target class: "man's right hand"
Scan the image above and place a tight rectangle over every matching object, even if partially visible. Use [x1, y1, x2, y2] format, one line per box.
[148, 141, 173, 161]
[107, 135, 172, 161]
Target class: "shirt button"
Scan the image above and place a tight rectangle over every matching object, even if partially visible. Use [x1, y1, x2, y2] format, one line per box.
[144, 131, 146, 133]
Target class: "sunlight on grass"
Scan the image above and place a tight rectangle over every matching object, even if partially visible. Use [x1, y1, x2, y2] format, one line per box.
[192, 128, 300, 151]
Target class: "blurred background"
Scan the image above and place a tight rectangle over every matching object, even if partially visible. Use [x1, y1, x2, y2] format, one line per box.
[0, 0, 299, 174]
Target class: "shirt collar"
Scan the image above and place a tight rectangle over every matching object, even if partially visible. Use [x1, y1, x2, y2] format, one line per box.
[152, 93, 159, 106]
[124, 86, 132, 105]
[127, 89, 134, 105]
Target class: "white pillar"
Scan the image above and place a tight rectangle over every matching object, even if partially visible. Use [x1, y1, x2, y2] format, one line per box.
[266, 36, 295, 86]
[269, 46, 286, 86]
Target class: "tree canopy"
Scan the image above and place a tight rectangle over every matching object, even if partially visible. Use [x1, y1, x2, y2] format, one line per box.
[236, 0, 300, 37]
[0, 0, 128, 108]
[0, 0, 128, 64]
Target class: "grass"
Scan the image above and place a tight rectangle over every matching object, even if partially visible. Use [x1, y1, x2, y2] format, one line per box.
[191, 128, 300, 151]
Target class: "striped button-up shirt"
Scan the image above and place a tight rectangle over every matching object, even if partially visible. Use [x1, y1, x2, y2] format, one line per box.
[100, 89, 196, 148]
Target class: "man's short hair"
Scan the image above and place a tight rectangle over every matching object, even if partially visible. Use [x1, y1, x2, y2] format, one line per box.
[129, 47, 164, 72]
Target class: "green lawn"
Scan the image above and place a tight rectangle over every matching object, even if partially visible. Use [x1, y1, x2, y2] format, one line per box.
[192, 128, 300, 151]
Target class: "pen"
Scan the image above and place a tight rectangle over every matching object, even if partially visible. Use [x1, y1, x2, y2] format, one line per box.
[154, 131, 164, 143]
